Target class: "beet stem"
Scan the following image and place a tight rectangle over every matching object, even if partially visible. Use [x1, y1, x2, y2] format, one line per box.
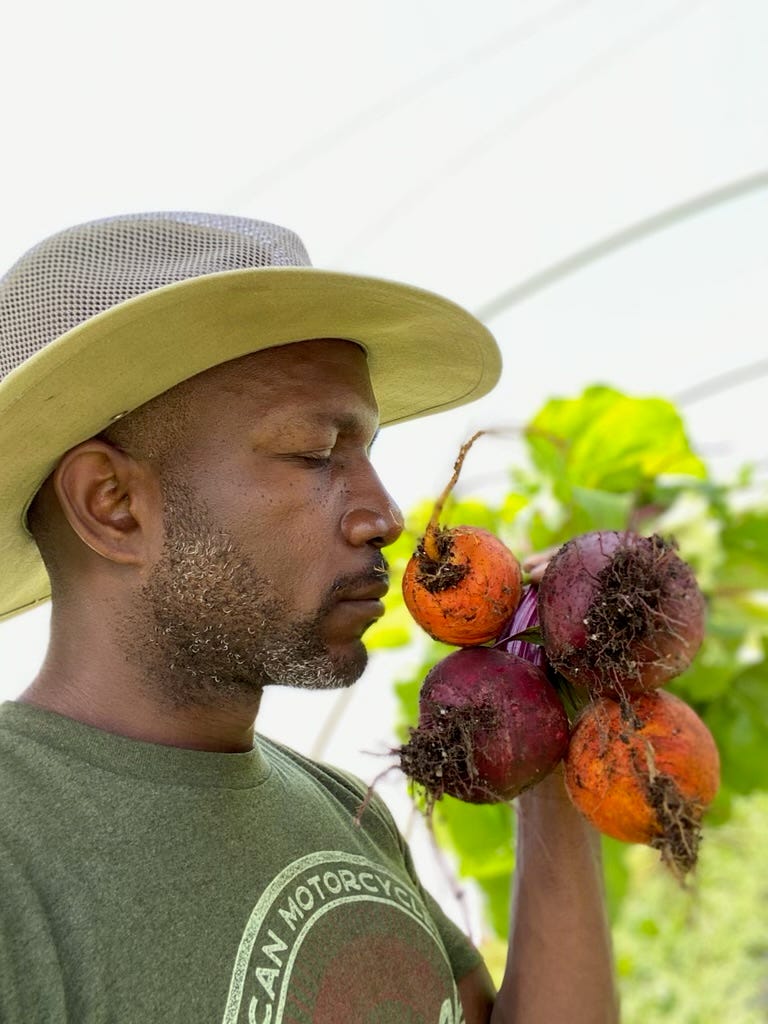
[424, 429, 487, 544]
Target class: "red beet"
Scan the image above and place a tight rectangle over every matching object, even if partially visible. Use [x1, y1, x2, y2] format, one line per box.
[538, 531, 706, 695]
[399, 647, 569, 804]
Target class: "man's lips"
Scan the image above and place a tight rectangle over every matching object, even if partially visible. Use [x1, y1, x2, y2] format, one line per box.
[333, 578, 390, 621]
[335, 579, 390, 602]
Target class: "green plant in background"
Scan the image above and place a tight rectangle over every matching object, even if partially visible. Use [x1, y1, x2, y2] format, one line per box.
[365, 384, 768, 1022]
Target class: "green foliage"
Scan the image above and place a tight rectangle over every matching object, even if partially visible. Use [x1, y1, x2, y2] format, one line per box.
[479, 793, 768, 1022]
[526, 385, 706, 509]
[612, 793, 768, 1023]
[431, 799, 515, 939]
[720, 511, 768, 590]
[703, 650, 768, 794]
[367, 383, 768, 952]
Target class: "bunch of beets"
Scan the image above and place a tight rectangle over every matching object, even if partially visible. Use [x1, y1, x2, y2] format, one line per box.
[399, 449, 720, 877]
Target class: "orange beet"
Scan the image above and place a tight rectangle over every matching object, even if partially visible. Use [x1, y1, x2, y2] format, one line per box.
[565, 690, 720, 876]
[402, 524, 523, 645]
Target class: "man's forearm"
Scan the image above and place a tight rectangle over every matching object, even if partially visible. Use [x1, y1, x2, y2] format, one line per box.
[492, 771, 620, 1024]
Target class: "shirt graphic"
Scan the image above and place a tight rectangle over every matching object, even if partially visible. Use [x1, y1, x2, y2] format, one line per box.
[221, 850, 466, 1024]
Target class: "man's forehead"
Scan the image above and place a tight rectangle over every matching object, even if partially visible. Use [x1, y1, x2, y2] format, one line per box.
[188, 338, 367, 395]
[168, 339, 377, 434]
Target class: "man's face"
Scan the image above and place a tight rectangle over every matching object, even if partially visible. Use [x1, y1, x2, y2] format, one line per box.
[134, 339, 404, 706]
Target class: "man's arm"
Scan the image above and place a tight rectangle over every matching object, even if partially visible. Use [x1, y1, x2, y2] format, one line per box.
[457, 770, 619, 1024]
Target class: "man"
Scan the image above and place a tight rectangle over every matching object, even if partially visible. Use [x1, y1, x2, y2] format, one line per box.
[0, 212, 617, 1022]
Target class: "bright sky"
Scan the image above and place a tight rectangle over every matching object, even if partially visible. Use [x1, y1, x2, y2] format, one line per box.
[2, 0, 767, 928]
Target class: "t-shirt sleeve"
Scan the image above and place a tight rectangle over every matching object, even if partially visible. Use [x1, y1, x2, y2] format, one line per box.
[395, 827, 486, 984]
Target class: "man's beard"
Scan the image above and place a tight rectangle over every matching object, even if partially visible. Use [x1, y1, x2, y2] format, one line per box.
[126, 482, 384, 709]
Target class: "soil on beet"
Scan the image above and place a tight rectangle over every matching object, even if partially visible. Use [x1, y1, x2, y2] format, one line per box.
[413, 529, 470, 593]
[623, 699, 705, 878]
[576, 535, 699, 693]
[647, 771, 704, 878]
[399, 701, 508, 806]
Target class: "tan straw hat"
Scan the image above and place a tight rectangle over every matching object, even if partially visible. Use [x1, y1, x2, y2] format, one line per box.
[0, 211, 501, 620]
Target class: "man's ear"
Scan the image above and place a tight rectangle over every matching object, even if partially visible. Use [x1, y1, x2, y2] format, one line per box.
[53, 440, 162, 566]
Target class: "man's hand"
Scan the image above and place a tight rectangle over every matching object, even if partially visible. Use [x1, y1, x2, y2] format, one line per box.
[521, 548, 558, 585]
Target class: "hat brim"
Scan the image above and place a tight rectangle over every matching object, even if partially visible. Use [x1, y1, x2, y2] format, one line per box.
[0, 266, 500, 620]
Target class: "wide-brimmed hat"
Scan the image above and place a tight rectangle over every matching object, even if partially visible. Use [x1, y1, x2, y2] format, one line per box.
[0, 210, 501, 620]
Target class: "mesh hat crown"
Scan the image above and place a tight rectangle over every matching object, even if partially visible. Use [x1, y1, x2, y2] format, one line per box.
[0, 212, 314, 379]
[0, 211, 501, 619]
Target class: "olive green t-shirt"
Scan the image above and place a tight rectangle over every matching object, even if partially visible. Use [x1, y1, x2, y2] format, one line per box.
[0, 702, 482, 1023]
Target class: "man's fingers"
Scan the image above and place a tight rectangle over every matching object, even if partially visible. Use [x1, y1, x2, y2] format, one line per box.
[522, 546, 559, 583]
[525, 561, 548, 584]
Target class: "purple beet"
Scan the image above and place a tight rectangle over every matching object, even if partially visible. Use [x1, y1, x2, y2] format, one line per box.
[399, 646, 569, 805]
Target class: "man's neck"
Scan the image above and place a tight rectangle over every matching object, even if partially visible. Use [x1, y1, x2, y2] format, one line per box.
[20, 614, 262, 753]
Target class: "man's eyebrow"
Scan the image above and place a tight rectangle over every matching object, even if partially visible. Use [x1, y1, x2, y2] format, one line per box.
[325, 414, 380, 447]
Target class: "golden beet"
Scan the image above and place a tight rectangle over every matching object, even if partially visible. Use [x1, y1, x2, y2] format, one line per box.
[402, 525, 523, 646]
[564, 690, 720, 876]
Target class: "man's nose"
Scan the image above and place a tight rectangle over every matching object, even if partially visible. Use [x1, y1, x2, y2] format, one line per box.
[340, 497, 404, 548]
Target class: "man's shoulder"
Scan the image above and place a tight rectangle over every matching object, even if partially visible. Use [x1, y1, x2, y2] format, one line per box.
[258, 732, 372, 807]
[0, 702, 77, 836]
[0, 702, 38, 785]
[258, 733, 401, 841]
